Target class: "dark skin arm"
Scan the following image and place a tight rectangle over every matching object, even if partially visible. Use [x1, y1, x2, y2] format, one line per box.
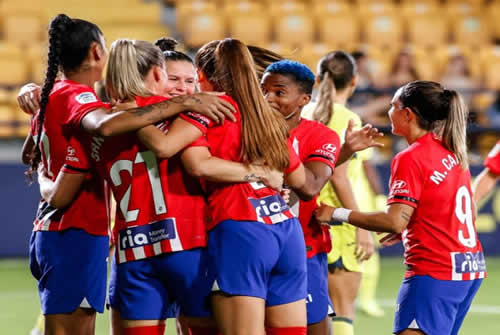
[21, 133, 35, 165]
[38, 168, 87, 209]
[292, 160, 333, 201]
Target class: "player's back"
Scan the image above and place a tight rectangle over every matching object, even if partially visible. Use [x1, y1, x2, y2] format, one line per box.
[203, 95, 298, 229]
[33, 80, 109, 235]
[92, 95, 207, 263]
[389, 133, 486, 280]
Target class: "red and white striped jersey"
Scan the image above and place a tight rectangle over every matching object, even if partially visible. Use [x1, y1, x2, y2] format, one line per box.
[87, 95, 208, 263]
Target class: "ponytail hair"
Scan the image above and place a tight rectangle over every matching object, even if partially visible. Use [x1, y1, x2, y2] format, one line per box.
[106, 39, 164, 101]
[247, 45, 284, 80]
[195, 38, 290, 170]
[312, 51, 357, 125]
[399, 80, 469, 169]
[155, 37, 193, 64]
[28, 14, 103, 179]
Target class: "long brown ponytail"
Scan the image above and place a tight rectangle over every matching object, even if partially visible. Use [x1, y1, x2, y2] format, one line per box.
[195, 38, 290, 170]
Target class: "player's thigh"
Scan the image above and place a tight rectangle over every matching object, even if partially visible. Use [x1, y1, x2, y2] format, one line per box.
[45, 308, 96, 335]
[266, 299, 307, 328]
[397, 329, 425, 335]
[306, 316, 330, 335]
[211, 294, 266, 335]
[328, 268, 361, 316]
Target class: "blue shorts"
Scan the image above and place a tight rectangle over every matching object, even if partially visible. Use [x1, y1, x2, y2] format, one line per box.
[208, 218, 307, 306]
[29, 229, 109, 314]
[394, 275, 482, 335]
[306, 253, 335, 325]
[109, 248, 213, 320]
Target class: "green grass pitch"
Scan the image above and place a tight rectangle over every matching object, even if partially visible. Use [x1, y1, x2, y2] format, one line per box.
[1, 257, 499, 334]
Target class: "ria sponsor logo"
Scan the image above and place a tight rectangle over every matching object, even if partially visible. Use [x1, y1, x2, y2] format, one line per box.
[453, 251, 486, 274]
[119, 219, 176, 250]
[249, 195, 288, 218]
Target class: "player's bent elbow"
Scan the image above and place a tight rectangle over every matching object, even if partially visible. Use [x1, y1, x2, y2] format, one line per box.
[46, 194, 71, 209]
[94, 121, 115, 137]
[184, 162, 204, 178]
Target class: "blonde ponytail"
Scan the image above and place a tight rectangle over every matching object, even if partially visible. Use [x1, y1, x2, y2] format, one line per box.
[106, 39, 164, 101]
[312, 72, 335, 125]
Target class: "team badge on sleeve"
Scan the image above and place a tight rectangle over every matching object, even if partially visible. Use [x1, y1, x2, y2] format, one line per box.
[75, 92, 98, 104]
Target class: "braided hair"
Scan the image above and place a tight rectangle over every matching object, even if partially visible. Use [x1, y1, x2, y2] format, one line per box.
[28, 14, 103, 177]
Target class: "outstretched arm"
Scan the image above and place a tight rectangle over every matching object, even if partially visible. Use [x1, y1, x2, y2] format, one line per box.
[81, 93, 236, 137]
[336, 119, 384, 165]
[472, 168, 499, 204]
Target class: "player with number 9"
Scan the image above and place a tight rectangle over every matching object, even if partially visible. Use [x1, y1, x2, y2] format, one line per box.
[315, 81, 486, 335]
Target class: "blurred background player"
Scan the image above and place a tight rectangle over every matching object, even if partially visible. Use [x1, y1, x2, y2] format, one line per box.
[303, 50, 375, 335]
[317, 81, 486, 335]
[473, 140, 500, 203]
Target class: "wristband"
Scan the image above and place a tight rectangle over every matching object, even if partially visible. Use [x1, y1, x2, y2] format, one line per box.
[332, 208, 352, 223]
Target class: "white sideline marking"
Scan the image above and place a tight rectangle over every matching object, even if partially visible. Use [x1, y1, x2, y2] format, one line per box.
[377, 299, 500, 315]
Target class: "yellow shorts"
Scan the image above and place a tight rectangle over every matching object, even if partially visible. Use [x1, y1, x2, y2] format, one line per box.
[327, 223, 363, 272]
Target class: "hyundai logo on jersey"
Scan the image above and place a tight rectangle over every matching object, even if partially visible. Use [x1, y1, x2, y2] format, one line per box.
[119, 219, 176, 250]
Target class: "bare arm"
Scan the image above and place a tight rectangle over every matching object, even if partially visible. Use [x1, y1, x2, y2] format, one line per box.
[316, 202, 414, 234]
[362, 160, 384, 195]
[343, 203, 414, 234]
[38, 169, 86, 209]
[137, 118, 203, 159]
[285, 163, 306, 191]
[472, 168, 500, 204]
[181, 146, 283, 189]
[329, 161, 374, 260]
[292, 161, 333, 201]
[81, 93, 236, 137]
[21, 133, 35, 165]
[330, 161, 359, 210]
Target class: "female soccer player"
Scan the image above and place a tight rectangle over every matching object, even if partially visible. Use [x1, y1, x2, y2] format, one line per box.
[303, 51, 375, 335]
[155, 37, 197, 97]
[317, 81, 486, 335]
[181, 39, 308, 335]
[261, 60, 340, 335]
[472, 140, 500, 203]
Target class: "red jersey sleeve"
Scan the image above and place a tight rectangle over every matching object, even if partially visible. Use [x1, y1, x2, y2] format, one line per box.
[387, 151, 422, 208]
[61, 133, 90, 174]
[65, 88, 107, 128]
[484, 141, 500, 176]
[304, 127, 340, 172]
[179, 112, 213, 134]
[285, 139, 302, 174]
[188, 135, 210, 148]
